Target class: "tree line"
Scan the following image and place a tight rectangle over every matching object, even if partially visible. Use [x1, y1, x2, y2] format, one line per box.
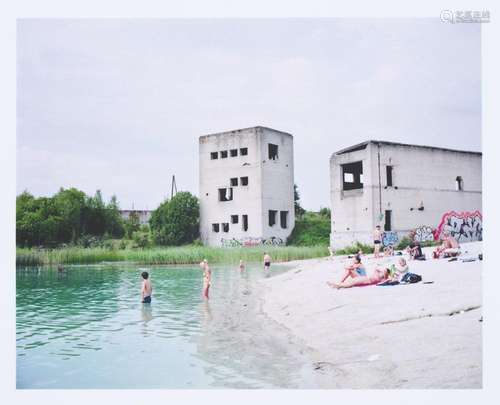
[16, 188, 200, 248]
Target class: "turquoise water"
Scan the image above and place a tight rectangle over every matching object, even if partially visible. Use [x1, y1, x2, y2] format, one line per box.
[16, 263, 315, 389]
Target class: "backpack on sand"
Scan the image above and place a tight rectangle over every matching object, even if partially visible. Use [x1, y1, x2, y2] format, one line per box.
[401, 272, 422, 284]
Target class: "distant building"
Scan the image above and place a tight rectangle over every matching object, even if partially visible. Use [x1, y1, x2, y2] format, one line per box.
[330, 141, 482, 249]
[199, 126, 295, 247]
[119, 210, 152, 226]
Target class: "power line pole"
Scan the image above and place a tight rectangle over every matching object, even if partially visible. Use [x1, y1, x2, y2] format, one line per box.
[171, 175, 177, 199]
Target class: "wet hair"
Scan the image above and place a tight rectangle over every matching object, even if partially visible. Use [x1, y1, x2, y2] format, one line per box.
[141, 271, 149, 280]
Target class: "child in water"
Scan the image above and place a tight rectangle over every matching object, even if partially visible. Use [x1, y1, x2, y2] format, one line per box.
[140, 271, 153, 303]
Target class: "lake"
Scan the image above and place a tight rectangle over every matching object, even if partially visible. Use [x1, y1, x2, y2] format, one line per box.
[16, 263, 315, 389]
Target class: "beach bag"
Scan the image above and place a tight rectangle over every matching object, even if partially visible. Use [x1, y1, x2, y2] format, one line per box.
[401, 272, 422, 284]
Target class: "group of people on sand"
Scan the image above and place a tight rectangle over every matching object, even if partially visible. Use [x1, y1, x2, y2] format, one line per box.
[327, 254, 409, 289]
[139, 252, 273, 303]
[326, 226, 463, 289]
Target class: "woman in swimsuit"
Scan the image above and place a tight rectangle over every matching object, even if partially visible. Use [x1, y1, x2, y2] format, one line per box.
[328, 266, 389, 289]
[328, 255, 366, 288]
[200, 260, 211, 300]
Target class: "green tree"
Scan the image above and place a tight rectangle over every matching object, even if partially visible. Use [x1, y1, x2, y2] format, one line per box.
[294, 183, 306, 218]
[318, 207, 331, 219]
[105, 195, 125, 238]
[150, 191, 199, 246]
[124, 212, 141, 239]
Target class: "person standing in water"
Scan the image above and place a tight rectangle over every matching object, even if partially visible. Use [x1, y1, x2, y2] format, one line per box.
[140, 271, 153, 303]
[200, 259, 211, 300]
[263, 253, 271, 272]
[239, 260, 245, 272]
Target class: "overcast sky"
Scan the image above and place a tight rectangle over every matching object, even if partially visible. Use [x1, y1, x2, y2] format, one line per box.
[17, 19, 481, 210]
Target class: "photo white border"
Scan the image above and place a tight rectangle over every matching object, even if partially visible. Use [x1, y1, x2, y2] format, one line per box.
[1, 1, 499, 404]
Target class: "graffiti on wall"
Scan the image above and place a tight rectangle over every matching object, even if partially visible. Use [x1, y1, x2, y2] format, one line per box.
[382, 231, 398, 247]
[220, 236, 285, 248]
[434, 211, 482, 242]
[413, 226, 435, 242]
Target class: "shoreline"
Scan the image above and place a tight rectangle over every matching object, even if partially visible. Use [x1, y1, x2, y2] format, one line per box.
[259, 242, 483, 388]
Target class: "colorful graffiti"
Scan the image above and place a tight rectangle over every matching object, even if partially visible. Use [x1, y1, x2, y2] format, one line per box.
[413, 226, 435, 242]
[220, 237, 285, 248]
[382, 231, 398, 247]
[434, 211, 482, 242]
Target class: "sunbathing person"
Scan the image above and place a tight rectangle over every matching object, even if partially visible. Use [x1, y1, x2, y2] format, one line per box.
[336, 255, 367, 283]
[407, 241, 425, 260]
[328, 266, 389, 289]
[433, 234, 460, 259]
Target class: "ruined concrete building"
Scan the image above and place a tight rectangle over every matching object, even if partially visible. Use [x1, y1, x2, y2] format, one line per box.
[199, 126, 295, 247]
[330, 141, 482, 248]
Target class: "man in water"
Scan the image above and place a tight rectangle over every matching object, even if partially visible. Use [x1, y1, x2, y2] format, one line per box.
[263, 253, 271, 271]
[140, 271, 153, 303]
[373, 225, 383, 258]
[239, 259, 245, 272]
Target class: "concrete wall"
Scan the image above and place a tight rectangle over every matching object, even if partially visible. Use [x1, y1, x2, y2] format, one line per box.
[330, 142, 482, 248]
[199, 127, 294, 247]
[260, 127, 295, 242]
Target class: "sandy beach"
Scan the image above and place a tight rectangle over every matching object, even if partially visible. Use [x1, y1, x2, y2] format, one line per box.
[260, 242, 482, 389]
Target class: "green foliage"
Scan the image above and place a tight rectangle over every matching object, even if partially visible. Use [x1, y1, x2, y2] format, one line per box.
[318, 207, 331, 219]
[16, 188, 125, 247]
[288, 211, 330, 246]
[395, 236, 412, 250]
[150, 192, 200, 246]
[294, 184, 306, 218]
[132, 230, 152, 248]
[335, 241, 373, 255]
[124, 212, 141, 239]
[16, 245, 328, 266]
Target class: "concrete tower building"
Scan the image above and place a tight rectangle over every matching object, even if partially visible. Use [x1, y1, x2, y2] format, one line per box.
[199, 126, 295, 247]
[330, 140, 482, 249]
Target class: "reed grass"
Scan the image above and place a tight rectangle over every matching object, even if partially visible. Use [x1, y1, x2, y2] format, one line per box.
[16, 245, 329, 266]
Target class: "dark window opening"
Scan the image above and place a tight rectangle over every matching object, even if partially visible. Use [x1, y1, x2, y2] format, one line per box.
[242, 215, 248, 231]
[230, 149, 238, 157]
[222, 223, 229, 232]
[218, 187, 233, 202]
[268, 143, 279, 160]
[220, 150, 228, 158]
[268, 210, 277, 226]
[342, 161, 363, 191]
[456, 176, 464, 191]
[386, 165, 393, 187]
[212, 223, 220, 232]
[210, 152, 218, 160]
[230, 178, 238, 187]
[231, 215, 239, 224]
[240, 176, 248, 186]
[384, 210, 392, 232]
[240, 147, 248, 156]
[280, 211, 288, 229]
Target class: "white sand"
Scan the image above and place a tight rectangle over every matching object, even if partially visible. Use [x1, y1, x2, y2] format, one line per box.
[260, 242, 482, 388]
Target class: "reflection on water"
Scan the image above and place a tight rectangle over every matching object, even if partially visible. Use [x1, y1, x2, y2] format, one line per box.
[17, 263, 314, 389]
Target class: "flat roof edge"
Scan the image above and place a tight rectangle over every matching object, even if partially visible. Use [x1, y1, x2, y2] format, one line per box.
[332, 140, 482, 157]
[200, 126, 293, 139]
